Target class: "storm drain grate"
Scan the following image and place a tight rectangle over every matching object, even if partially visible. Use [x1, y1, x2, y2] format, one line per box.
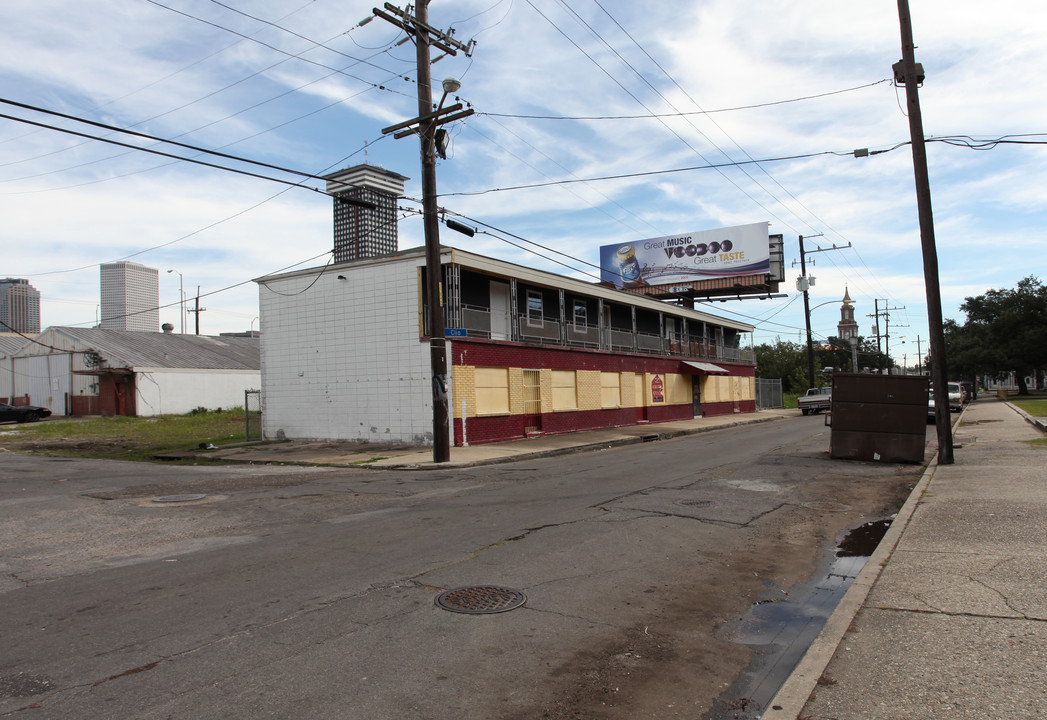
[151, 494, 207, 504]
[435, 585, 527, 614]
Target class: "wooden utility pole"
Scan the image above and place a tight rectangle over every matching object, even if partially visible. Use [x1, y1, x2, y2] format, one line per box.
[187, 285, 205, 335]
[796, 235, 848, 389]
[799, 235, 816, 390]
[896, 0, 953, 463]
[374, 1, 474, 463]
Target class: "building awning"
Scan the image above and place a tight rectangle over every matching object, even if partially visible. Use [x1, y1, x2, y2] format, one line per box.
[680, 361, 729, 375]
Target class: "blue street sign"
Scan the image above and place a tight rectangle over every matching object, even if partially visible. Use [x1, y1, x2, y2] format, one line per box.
[444, 328, 467, 337]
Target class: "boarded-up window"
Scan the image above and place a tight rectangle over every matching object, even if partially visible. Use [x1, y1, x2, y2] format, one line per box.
[666, 373, 691, 404]
[475, 367, 510, 414]
[552, 370, 577, 410]
[600, 372, 622, 408]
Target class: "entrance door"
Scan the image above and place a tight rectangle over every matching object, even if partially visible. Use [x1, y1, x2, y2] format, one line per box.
[522, 369, 541, 435]
[692, 375, 702, 417]
[490, 281, 510, 340]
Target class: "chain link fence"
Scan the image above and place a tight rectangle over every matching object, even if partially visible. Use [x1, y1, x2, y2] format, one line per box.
[755, 378, 783, 409]
[245, 389, 262, 440]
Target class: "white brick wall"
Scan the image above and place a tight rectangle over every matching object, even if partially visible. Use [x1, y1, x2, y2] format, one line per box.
[257, 257, 432, 444]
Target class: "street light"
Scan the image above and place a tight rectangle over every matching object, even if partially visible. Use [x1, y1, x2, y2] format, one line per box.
[167, 269, 185, 334]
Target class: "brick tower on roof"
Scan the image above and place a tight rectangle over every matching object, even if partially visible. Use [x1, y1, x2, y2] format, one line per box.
[324, 164, 409, 263]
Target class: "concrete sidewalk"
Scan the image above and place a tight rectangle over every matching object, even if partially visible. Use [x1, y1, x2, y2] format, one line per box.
[201, 408, 794, 469]
[763, 398, 1047, 719]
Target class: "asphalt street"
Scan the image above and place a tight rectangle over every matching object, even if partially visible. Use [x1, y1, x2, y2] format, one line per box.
[1, 415, 925, 719]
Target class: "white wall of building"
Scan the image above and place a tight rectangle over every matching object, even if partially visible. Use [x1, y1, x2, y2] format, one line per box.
[135, 368, 261, 416]
[258, 256, 432, 444]
[0, 356, 12, 402]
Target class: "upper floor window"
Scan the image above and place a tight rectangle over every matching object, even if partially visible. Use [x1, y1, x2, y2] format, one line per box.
[526, 290, 543, 327]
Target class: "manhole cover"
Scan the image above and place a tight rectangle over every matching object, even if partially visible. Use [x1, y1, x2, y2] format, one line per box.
[151, 494, 207, 504]
[435, 585, 527, 614]
[676, 499, 714, 507]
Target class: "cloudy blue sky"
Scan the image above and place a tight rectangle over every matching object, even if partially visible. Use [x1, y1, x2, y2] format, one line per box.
[2, 0, 1044, 366]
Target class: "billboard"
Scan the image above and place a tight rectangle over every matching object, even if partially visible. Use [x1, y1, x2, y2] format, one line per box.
[599, 222, 771, 289]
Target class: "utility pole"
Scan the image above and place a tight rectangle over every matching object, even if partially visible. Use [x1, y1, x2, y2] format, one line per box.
[883, 304, 905, 373]
[915, 336, 924, 374]
[799, 235, 816, 390]
[187, 285, 206, 335]
[895, 0, 953, 463]
[869, 299, 883, 371]
[374, 1, 475, 464]
[795, 235, 850, 389]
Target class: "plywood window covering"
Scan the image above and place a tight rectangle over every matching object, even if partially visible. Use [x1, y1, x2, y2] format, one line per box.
[667, 373, 692, 404]
[551, 369, 577, 410]
[475, 367, 510, 415]
[600, 372, 622, 408]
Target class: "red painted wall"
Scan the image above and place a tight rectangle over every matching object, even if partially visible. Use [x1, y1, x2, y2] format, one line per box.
[449, 338, 753, 445]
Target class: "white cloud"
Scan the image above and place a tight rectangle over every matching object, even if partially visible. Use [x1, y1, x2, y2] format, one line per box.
[0, 0, 1044, 353]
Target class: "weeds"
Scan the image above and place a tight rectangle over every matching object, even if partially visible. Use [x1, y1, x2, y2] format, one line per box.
[0, 409, 247, 462]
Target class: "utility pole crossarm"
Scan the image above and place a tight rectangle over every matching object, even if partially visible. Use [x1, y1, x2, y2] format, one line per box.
[369, 1, 477, 464]
[372, 4, 474, 56]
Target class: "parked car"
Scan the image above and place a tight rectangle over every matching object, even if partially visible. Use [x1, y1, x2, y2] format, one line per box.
[798, 386, 832, 415]
[0, 403, 52, 423]
[947, 382, 965, 411]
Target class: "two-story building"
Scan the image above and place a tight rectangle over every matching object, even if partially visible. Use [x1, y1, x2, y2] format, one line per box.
[256, 245, 757, 446]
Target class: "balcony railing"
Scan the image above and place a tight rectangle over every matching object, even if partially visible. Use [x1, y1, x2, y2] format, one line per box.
[453, 306, 753, 364]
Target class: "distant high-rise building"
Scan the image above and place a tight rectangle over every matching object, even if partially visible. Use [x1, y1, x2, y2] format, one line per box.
[100, 261, 159, 331]
[324, 164, 408, 263]
[0, 278, 41, 334]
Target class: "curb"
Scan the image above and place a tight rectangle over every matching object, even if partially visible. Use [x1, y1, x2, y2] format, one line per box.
[370, 414, 785, 470]
[759, 405, 966, 719]
[1006, 401, 1047, 432]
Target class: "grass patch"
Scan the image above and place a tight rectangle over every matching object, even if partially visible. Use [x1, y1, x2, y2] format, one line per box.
[783, 393, 800, 409]
[1012, 399, 1047, 417]
[0, 409, 248, 462]
[1022, 438, 1047, 448]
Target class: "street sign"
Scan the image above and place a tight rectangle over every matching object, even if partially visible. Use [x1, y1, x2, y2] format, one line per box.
[444, 328, 467, 337]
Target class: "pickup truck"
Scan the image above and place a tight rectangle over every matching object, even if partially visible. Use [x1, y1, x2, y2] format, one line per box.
[798, 386, 832, 415]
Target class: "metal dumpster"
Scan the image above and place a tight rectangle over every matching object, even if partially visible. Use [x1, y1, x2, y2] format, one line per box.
[829, 373, 929, 463]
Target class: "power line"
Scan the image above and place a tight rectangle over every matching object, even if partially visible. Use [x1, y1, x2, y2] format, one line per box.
[442, 149, 842, 196]
[0, 111, 330, 192]
[0, 97, 325, 183]
[479, 79, 890, 120]
[144, 0, 416, 93]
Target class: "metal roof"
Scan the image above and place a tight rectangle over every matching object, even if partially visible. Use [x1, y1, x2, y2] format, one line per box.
[0, 333, 30, 356]
[43, 328, 259, 371]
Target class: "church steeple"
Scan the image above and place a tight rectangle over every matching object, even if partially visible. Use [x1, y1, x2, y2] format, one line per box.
[838, 286, 858, 341]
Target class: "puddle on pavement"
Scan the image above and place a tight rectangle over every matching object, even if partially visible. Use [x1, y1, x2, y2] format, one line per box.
[704, 518, 893, 720]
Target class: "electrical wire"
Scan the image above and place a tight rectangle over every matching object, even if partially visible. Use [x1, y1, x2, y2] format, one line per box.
[0, 112, 330, 192]
[479, 81, 890, 120]
[144, 0, 415, 92]
[442, 149, 841, 196]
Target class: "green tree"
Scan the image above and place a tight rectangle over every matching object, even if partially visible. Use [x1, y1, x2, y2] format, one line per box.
[754, 338, 808, 392]
[945, 276, 1047, 395]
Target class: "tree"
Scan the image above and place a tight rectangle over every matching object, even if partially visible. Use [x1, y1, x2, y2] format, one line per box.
[754, 338, 810, 393]
[945, 276, 1047, 395]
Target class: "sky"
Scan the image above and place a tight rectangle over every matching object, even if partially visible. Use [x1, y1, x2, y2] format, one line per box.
[2, 0, 1045, 368]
